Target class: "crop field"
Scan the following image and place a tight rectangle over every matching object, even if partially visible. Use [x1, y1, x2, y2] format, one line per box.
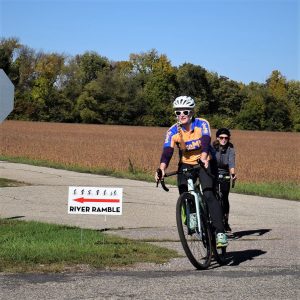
[0, 120, 299, 184]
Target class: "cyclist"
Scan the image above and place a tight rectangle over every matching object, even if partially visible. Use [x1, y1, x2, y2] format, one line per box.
[212, 128, 237, 232]
[155, 96, 228, 248]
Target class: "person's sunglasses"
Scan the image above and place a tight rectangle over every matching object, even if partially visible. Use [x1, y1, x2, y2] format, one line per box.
[175, 110, 191, 116]
[219, 136, 229, 140]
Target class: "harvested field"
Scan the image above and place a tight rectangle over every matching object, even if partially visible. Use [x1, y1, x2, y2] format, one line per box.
[0, 120, 299, 184]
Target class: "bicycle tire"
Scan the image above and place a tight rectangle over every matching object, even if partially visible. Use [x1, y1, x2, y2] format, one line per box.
[176, 193, 212, 270]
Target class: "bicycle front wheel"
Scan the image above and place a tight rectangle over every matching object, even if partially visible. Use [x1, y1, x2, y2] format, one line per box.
[176, 193, 212, 270]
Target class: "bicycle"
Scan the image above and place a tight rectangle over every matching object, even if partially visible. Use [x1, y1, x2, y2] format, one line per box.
[156, 162, 227, 270]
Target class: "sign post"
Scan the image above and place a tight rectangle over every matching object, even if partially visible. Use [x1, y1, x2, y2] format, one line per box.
[68, 186, 123, 245]
[0, 69, 14, 123]
[68, 186, 123, 215]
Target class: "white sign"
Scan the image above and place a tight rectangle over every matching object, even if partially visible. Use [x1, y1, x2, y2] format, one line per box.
[0, 69, 14, 123]
[68, 186, 123, 215]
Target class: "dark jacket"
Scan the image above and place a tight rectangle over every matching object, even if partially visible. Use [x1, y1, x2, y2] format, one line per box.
[211, 140, 235, 172]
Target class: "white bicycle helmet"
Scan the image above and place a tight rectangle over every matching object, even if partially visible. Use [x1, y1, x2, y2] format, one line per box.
[173, 96, 195, 109]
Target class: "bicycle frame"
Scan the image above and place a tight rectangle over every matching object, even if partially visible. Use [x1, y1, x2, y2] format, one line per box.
[158, 164, 207, 237]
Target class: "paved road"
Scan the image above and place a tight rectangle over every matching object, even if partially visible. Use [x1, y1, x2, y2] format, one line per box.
[0, 161, 299, 299]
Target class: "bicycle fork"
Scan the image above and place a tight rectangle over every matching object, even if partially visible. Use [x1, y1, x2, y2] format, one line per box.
[187, 178, 202, 237]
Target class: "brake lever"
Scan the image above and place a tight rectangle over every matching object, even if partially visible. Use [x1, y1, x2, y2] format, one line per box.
[156, 168, 170, 192]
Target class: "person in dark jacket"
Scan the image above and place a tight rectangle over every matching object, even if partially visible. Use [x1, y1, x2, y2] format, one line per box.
[212, 128, 237, 232]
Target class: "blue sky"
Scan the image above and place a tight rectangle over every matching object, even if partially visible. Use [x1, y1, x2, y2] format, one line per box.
[0, 0, 299, 84]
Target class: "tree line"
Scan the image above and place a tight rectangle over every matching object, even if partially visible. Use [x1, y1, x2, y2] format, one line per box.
[1, 37, 299, 131]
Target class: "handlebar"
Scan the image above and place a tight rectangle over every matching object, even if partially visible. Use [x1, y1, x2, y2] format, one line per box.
[218, 174, 235, 188]
[156, 161, 207, 192]
[156, 161, 236, 191]
[165, 160, 206, 177]
[218, 174, 231, 180]
[164, 170, 178, 177]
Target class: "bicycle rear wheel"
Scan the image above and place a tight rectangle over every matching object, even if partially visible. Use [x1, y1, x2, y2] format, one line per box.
[176, 193, 212, 270]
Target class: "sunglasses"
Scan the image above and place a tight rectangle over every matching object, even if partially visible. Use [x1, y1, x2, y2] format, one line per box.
[175, 110, 191, 116]
[219, 136, 229, 140]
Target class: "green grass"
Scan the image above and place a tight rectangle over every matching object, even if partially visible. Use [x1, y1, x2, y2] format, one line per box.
[233, 181, 300, 201]
[0, 155, 152, 181]
[0, 218, 178, 273]
[1, 155, 299, 200]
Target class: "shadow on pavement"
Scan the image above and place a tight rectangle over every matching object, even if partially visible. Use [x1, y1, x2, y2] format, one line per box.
[4, 216, 25, 220]
[231, 228, 271, 239]
[222, 229, 270, 266]
[226, 249, 267, 266]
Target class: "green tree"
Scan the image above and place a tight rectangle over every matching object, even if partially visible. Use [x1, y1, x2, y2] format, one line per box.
[237, 87, 292, 131]
[111, 63, 147, 125]
[266, 70, 288, 100]
[264, 94, 292, 131]
[59, 56, 83, 108]
[3, 37, 299, 131]
[265, 71, 292, 131]
[129, 49, 159, 75]
[75, 90, 98, 123]
[7, 45, 39, 120]
[76, 51, 109, 86]
[0, 37, 20, 78]
[31, 53, 70, 121]
[205, 71, 220, 115]
[176, 63, 210, 116]
[142, 54, 177, 126]
[287, 80, 300, 131]
[13, 46, 37, 91]
[214, 76, 244, 116]
[236, 90, 265, 130]
[176, 63, 208, 97]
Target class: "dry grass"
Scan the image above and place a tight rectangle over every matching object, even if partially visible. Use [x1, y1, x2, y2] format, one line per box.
[0, 120, 299, 183]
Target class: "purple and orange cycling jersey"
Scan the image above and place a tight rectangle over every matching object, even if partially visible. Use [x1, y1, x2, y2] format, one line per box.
[160, 117, 211, 166]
